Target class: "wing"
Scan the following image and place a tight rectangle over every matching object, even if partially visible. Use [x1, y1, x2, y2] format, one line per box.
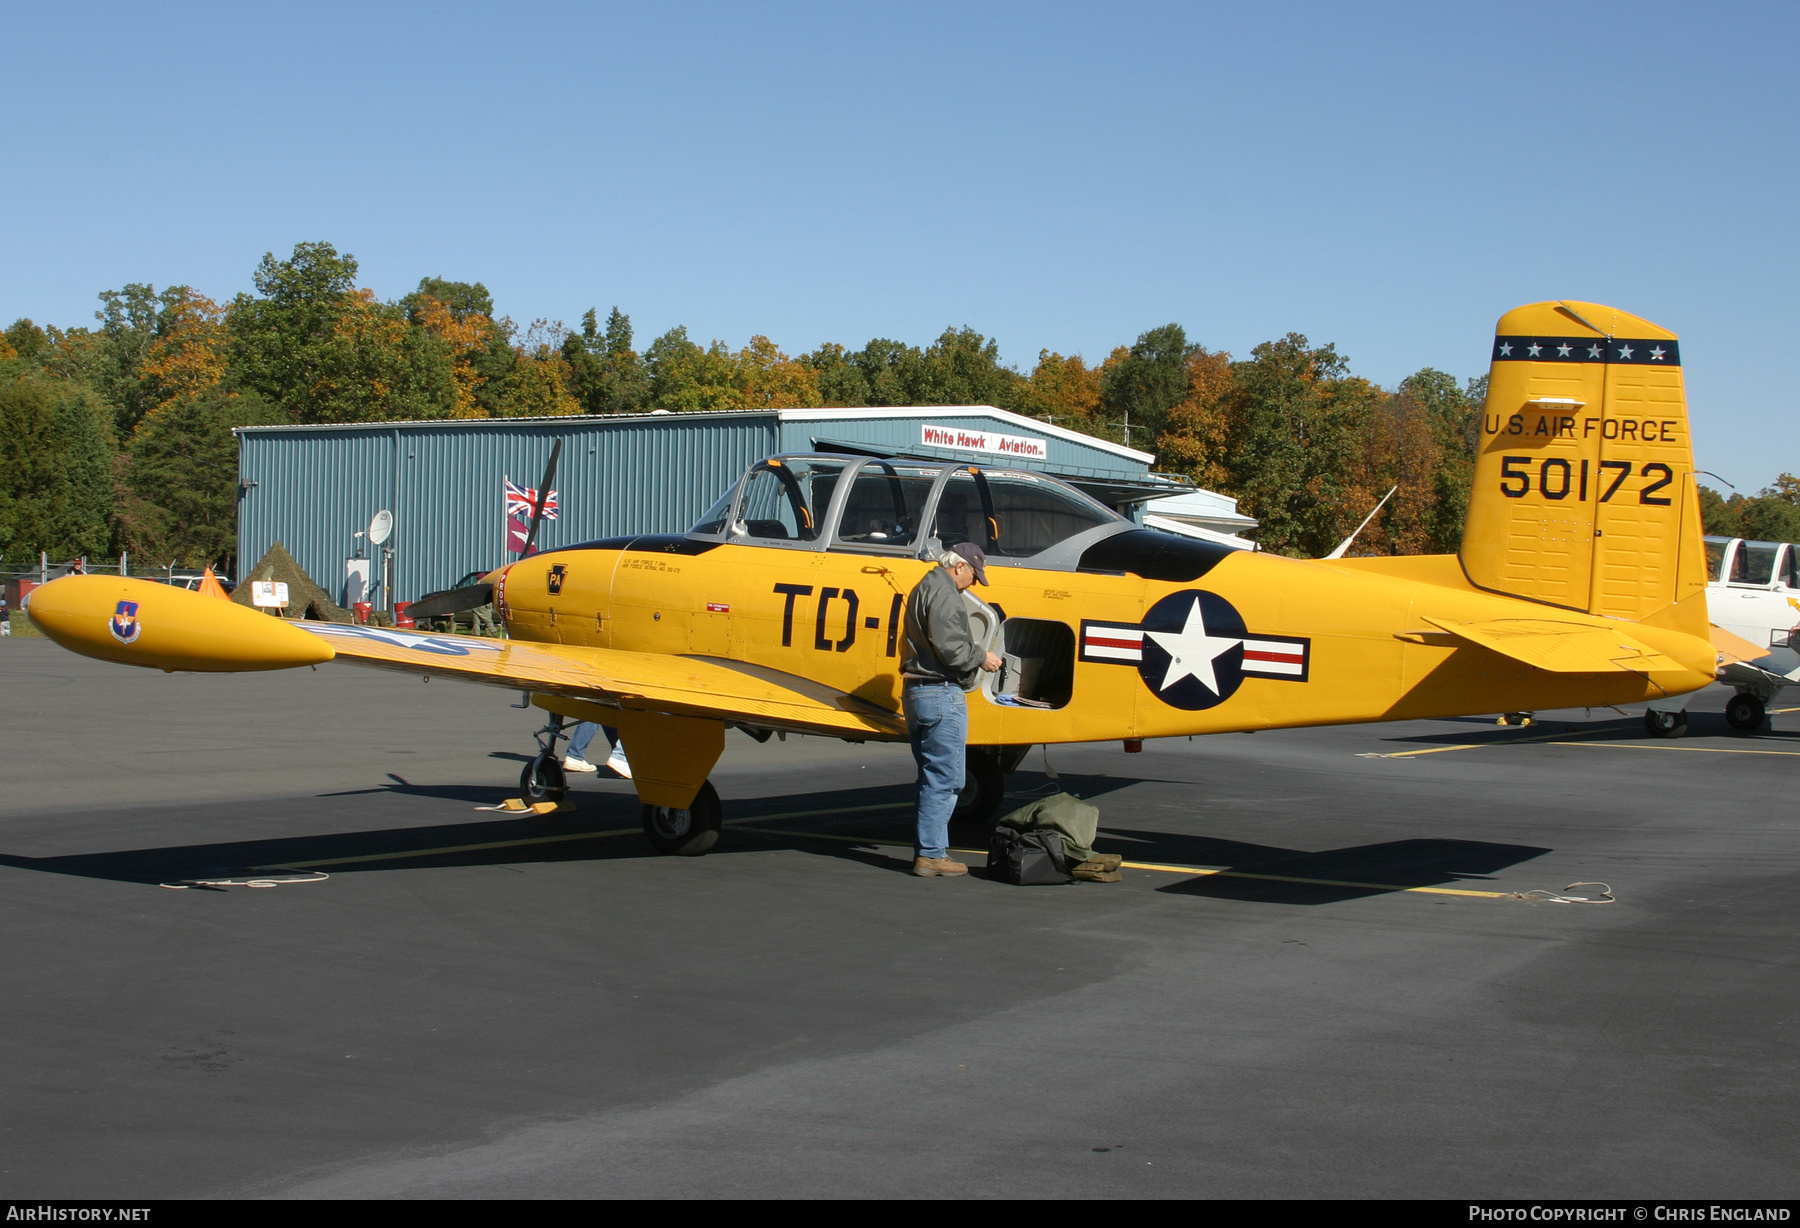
[1419, 616, 1679, 674]
[297, 623, 906, 740]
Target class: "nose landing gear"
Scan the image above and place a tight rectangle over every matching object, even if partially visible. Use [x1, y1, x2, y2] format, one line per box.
[519, 713, 570, 804]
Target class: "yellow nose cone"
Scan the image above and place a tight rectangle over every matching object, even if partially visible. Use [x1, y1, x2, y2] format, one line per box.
[28, 576, 335, 672]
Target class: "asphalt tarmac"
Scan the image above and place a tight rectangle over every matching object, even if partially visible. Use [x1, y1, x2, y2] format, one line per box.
[1, 638, 1795, 1199]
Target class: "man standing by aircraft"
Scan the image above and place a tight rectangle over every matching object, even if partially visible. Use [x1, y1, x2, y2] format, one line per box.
[902, 543, 1003, 878]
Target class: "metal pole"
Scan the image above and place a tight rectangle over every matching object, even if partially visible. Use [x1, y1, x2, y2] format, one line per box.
[119, 552, 127, 576]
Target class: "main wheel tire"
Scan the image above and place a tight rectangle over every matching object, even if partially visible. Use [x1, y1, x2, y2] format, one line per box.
[1644, 708, 1688, 738]
[519, 752, 567, 803]
[951, 750, 1006, 826]
[1726, 693, 1766, 731]
[642, 780, 723, 856]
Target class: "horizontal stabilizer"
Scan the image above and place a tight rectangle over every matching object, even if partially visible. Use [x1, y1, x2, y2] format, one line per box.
[1421, 616, 1677, 674]
[1710, 624, 1769, 667]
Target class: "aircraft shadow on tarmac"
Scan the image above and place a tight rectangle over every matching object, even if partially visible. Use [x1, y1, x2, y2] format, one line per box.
[0, 772, 1550, 904]
[1378, 713, 1800, 748]
[1097, 826, 1551, 905]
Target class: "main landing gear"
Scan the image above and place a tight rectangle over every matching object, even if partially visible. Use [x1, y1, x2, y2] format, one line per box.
[1643, 708, 1689, 738]
[642, 780, 724, 856]
[1726, 692, 1767, 731]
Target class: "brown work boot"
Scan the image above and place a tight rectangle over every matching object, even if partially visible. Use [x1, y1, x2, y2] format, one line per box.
[913, 856, 969, 878]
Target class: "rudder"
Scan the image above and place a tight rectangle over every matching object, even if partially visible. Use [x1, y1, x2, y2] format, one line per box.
[1460, 300, 1707, 632]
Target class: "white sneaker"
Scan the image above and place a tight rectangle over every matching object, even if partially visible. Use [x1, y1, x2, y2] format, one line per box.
[605, 743, 633, 780]
[562, 756, 598, 773]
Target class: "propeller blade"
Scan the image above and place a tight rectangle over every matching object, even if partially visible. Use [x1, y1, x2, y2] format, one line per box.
[405, 582, 494, 620]
[522, 439, 562, 557]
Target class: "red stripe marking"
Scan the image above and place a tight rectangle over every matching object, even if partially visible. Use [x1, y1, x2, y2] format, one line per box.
[1243, 649, 1304, 664]
[1085, 636, 1141, 650]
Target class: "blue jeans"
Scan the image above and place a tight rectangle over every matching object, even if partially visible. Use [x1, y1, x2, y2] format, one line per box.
[905, 681, 967, 859]
[566, 721, 616, 761]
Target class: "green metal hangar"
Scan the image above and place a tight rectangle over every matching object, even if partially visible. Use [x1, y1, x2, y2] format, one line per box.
[235, 405, 1211, 609]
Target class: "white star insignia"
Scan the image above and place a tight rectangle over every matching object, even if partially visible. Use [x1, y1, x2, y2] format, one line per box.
[1498, 342, 1513, 357]
[1616, 344, 1634, 359]
[1650, 346, 1666, 360]
[1527, 343, 1542, 357]
[1143, 600, 1242, 698]
[1557, 344, 1572, 357]
[1587, 345, 1603, 358]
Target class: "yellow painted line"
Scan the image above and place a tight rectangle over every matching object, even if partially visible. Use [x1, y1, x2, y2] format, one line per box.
[1365, 723, 1648, 759]
[1547, 741, 1800, 757]
[1364, 742, 1485, 759]
[261, 827, 641, 870]
[740, 827, 1509, 898]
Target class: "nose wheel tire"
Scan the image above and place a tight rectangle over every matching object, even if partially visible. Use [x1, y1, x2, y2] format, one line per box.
[642, 780, 723, 856]
[1725, 693, 1767, 731]
[1643, 708, 1688, 738]
[952, 750, 1006, 826]
[520, 752, 567, 803]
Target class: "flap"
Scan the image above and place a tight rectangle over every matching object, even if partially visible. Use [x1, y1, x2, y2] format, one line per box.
[297, 623, 905, 740]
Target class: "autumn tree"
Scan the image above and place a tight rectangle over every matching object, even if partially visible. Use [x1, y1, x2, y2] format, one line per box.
[1150, 348, 1235, 491]
[1019, 351, 1104, 432]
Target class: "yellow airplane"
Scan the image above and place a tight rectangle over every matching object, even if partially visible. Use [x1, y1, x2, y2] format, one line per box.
[28, 301, 1719, 855]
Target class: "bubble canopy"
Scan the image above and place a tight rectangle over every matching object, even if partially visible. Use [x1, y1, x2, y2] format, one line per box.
[689, 453, 1130, 565]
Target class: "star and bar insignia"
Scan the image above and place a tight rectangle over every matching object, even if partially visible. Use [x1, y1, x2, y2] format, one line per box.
[1080, 590, 1309, 711]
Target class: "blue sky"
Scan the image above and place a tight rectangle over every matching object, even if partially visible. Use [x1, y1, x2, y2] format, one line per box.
[2, 1, 1793, 488]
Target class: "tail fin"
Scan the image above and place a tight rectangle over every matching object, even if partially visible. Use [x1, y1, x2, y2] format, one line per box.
[1460, 300, 1708, 634]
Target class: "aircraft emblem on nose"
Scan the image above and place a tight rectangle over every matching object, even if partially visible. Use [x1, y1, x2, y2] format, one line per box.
[109, 600, 141, 645]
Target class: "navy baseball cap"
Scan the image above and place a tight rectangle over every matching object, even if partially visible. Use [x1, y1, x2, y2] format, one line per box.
[947, 541, 989, 586]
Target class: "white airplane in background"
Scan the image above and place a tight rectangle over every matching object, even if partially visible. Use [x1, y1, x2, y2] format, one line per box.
[1644, 534, 1800, 735]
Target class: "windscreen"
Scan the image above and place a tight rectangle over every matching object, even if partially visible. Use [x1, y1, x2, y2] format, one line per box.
[732, 459, 849, 542]
[1704, 537, 1729, 584]
[1732, 542, 1778, 586]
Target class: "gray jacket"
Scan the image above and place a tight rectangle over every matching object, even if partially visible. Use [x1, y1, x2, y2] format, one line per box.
[901, 565, 984, 688]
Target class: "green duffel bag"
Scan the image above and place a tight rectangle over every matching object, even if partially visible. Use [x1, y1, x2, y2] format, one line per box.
[997, 791, 1099, 865]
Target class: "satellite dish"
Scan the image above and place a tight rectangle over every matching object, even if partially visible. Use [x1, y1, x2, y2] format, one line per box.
[367, 510, 394, 546]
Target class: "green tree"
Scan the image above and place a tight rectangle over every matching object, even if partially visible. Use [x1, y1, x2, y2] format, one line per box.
[1393, 368, 1478, 551]
[1223, 333, 1378, 557]
[0, 378, 115, 564]
[644, 326, 745, 412]
[123, 388, 279, 570]
[564, 307, 648, 414]
[229, 242, 457, 423]
[801, 342, 869, 407]
[1101, 323, 1196, 446]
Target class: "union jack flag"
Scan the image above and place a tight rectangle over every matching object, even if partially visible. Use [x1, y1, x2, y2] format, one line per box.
[504, 478, 558, 521]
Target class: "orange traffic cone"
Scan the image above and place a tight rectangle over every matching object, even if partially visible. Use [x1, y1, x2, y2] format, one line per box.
[197, 567, 229, 600]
